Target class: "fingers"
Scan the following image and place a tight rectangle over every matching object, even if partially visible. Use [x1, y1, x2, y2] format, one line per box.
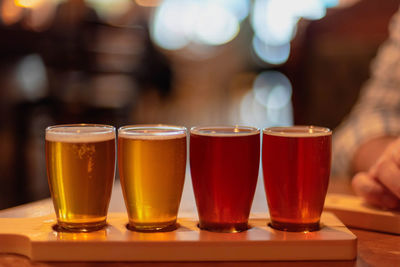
[369, 154, 400, 199]
[390, 145, 400, 166]
[352, 172, 400, 210]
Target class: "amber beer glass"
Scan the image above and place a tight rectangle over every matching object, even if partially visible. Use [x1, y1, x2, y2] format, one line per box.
[262, 126, 332, 232]
[118, 125, 187, 231]
[190, 126, 260, 233]
[45, 124, 116, 232]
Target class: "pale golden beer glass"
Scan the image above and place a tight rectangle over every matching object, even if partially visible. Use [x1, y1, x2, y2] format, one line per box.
[45, 124, 116, 232]
[118, 125, 187, 231]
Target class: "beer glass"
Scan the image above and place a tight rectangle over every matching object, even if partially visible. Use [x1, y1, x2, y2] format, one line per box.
[190, 126, 260, 233]
[262, 126, 331, 232]
[118, 125, 187, 231]
[45, 124, 116, 232]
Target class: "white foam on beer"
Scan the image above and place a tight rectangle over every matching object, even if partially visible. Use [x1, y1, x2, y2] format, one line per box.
[46, 126, 115, 143]
[118, 128, 186, 140]
[190, 126, 259, 137]
[264, 126, 331, 137]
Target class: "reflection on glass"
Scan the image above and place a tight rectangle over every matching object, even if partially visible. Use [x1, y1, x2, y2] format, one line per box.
[54, 228, 108, 241]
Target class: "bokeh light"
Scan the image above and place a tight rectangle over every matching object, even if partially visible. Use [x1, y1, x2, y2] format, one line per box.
[15, 0, 43, 8]
[150, 0, 191, 50]
[15, 54, 48, 101]
[150, 0, 243, 50]
[251, 0, 338, 65]
[322, 0, 339, 8]
[252, 0, 298, 46]
[252, 36, 290, 65]
[290, 0, 326, 20]
[85, 0, 134, 21]
[240, 71, 293, 129]
[193, 3, 239, 46]
[253, 71, 292, 110]
[214, 0, 250, 22]
[1, 0, 23, 25]
[25, 0, 57, 31]
[135, 0, 161, 7]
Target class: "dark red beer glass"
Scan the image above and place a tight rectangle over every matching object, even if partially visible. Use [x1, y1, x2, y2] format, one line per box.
[262, 126, 331, 232]
[190, 126, 260, 233]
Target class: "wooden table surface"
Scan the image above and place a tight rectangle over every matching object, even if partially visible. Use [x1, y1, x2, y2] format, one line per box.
[0, 177, 399, 267]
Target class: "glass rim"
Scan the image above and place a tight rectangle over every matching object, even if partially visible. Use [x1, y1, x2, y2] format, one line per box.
[118, 124, 187, 137]
[190, 125, 260, 136]
[45, 123, 115, 133]
[263, 125, 331, 137]
[45, 124, 115, 142]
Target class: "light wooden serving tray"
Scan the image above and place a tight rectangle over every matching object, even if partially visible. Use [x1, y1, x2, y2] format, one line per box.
[0, 212, 356, 262]
[325, 194, 400, 235]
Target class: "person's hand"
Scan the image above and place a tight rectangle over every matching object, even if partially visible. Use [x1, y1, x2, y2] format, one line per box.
[352, 138, 400, 210]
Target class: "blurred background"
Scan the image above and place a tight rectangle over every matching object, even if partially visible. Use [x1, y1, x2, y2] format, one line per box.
[0, 0, 399, 209]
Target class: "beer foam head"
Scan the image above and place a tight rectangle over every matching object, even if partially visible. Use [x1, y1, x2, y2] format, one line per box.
[263, 126, 331, 137]
[46, 125, 115, 143]
[118, 125, 187, 140]
[190, 126, 260, 137]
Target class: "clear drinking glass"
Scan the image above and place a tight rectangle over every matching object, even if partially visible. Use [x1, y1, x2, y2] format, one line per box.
[46, 124, 116, 232]
[262, 126, 332, 232]
[118, 125, 187, 232]
[190, 126, 260, 233]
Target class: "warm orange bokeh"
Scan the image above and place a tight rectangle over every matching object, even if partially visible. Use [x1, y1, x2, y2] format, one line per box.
[135, 0, 161, 7]
[1, 0, 23, 25]
[14, 0, 42, 8]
